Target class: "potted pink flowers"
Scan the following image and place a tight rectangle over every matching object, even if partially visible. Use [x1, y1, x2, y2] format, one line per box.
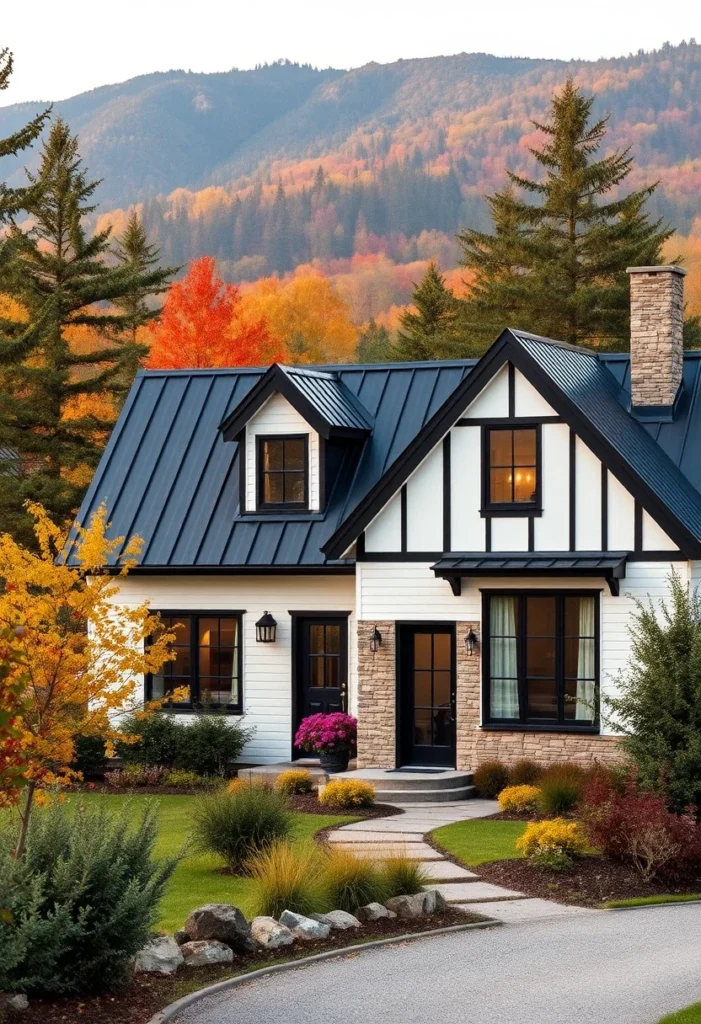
[294, 712, 357, 773]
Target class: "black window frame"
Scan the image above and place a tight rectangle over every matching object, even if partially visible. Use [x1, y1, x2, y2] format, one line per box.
[481, 590, 600, 733]
[481, 424, 542, 517]
[146, 610, 244, 715]
[256, 434, 309, 512]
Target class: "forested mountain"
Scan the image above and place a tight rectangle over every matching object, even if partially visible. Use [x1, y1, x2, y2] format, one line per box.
[1, 42, 700, 315]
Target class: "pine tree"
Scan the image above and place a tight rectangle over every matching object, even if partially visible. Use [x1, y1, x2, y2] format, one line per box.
[0, 120, 176, 542]
[111, 210, 176, 398]
[458, 80, 674, 350]
[394, 262, 461, 360]
[0, 49, 50, 233]
[357, 318, 394, 363]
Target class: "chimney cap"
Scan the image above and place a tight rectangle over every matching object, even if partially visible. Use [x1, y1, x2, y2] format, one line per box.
[627, 265, 687, 276]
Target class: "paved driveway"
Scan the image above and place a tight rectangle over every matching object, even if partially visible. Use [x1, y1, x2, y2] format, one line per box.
[175, 905, 701, 1024]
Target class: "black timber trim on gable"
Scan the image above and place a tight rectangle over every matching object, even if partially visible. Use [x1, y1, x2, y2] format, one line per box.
[219, 363, 370, 442]
[322, 330, 701, 560]
[443, 434, 451, 552]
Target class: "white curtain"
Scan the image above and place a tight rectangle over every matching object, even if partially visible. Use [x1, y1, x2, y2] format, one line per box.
[230, 619, 240, 703]
[575, 597, 596, 720]
[490, 596, 519, 719]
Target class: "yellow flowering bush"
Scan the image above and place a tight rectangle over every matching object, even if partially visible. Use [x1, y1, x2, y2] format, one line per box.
[517, 818, 587, 858]
[276, 769, 314, 794]
[497, 785, 541, 813]
[319, 779, 376, 809]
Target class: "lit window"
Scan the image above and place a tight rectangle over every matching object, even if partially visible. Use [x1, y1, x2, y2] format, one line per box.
[148, 613, 242, 712]
[485, 427, 539, 508]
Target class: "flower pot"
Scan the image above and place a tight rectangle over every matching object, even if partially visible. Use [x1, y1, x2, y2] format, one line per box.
[319, 749, 350, 773]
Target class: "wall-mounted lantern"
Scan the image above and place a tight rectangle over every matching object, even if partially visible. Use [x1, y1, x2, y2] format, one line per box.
[370, 626, 382, 653]
[255, 611, 277, 643]
[465, 627, 479, 657]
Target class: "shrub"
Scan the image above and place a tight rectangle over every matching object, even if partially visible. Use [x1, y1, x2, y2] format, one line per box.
[276, 769, 314, 795]
[162, 768, 213, 789]
[117, 713, 183, 767]
[498, 785, 541, 814]
[71, 734, 106, 778]
[530, 846, 575, 872]
[192, 785, 293, 872]
[516, 819, 587, 863]
[582, 782, 701, 882]
[321, 848, 388, 912]
[294, 713, 357, 755]
[104, 764, 165, 788]
[380, 855, 429, 897]
[538, 764, 586, 815]
[319, 779, 375, 809]
[509, 759, 543, 786]
[0, 802, 176, 996]
[473, 760, 510, 798]
[248, 841, 328, 918]
[179, 713, 253, 777]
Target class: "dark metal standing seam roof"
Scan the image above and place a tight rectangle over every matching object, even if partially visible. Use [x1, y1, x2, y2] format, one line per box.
[66, 360, 474, 569]
[278, 365, 374, 432]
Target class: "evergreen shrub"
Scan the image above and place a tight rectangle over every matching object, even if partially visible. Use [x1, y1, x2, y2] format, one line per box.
[192, 786, 293, 872]
[473, 760, 510, 798]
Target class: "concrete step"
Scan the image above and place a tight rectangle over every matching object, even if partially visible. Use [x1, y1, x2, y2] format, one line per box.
[331, 769, 473, 792]
[372, 784, 476, 804]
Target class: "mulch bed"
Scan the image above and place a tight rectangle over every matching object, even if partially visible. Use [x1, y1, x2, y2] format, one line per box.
[5, 909, 483, 1024]
[477, 855, 701, 907]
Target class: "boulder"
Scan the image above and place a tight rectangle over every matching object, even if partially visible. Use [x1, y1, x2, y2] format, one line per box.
[180, 940, 234, 967]
[134, 935, 184, 975]
[385, 893, 429, 919]
[183, 903, 255, 952]
[279, 909, 330, 940]
[422, 889, 447, 914]
[251, 916, 294, 949]
[174, 929, 190, 946]
[0, 994, 29, 1012]
[355, 902, 393, 922]
[312, 910, 361, 931]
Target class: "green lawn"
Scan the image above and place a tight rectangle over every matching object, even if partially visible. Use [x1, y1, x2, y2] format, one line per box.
[431, 819, 526, 866]
[66, 793, 355, 933]
[605, 893, 701, 910]
[658, 1003, 701, 1023]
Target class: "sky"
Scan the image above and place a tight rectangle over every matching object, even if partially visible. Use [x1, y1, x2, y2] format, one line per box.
[2, 0, 700, 107]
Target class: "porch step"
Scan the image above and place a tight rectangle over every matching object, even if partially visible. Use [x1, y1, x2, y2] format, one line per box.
[327, 768, 476, 805]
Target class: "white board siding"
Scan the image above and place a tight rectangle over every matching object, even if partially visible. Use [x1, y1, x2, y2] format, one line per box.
[607, 471, 635, 551]
[491, 516, 529, 551]
[465, 364, 509, 418]
[575, 437, 602, 550]
[365, 491, 402, 552]
[642, 510, 677, 550]
[514, 368, 556, 417]
[109, 574, 356, 763]
[450, 425, 484, 551]
[245, 393, 320, 512]
[406, 445, 443, 551]
[534, 423, 570, 551]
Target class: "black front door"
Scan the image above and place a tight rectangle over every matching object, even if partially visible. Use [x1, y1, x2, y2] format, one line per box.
[294, 616, 348, 751]
[399, 625, 456, 767]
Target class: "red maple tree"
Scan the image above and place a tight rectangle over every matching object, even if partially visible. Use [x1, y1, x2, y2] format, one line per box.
[146, 256, 286, 369]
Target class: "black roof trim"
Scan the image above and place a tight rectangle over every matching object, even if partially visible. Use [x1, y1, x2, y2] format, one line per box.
[323, 330, 701, 559]
[104, 563, 356, 577]
[433, 551, 629, 596]
[219, 363, 373, 441]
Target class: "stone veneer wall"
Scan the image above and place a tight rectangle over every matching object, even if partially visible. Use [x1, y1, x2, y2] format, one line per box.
[355, 619, 623, 770]
[629, 265, 685, 409]
[356, 621, 396, 769]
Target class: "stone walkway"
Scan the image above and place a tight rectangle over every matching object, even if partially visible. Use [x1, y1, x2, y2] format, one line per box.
[326, 799, 594, 924]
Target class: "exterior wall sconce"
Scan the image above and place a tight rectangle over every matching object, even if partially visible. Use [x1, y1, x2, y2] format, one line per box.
[465, 627, 479, 656]
[255, 611, 277, 643]
[370, 626, 382, 653]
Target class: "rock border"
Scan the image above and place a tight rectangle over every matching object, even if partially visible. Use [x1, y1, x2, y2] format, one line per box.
[146, 920, 501, 1024]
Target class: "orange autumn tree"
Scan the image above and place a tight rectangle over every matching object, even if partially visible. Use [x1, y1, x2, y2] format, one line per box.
[0, 502, 178, 857]
[0, 628, 30, 809]
[147, 256, 285, 368]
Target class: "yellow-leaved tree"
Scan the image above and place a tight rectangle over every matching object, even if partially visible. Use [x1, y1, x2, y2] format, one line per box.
[0, 502, 178, 857]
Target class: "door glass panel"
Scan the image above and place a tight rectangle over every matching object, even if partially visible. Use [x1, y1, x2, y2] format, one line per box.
[414, 670, 432, 706]
[414, 634, 432, 670]
[433, 633, 451, 670]
[414, 709, 432, 746]
[310, 624, 324, 655]
[310, 657, 325, 688]
[433, 708, 451, 746]
[325, 657, 340, 688]
[433, 670, 451, 707]
[325, 625, 340, 654]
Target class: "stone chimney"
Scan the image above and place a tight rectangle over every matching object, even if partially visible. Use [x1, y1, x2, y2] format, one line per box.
[627, 265, 686, 415]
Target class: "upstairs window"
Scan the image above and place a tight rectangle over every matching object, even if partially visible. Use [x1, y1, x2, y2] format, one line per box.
[257, 435, 308, 510]
[484, 426, 539, 512]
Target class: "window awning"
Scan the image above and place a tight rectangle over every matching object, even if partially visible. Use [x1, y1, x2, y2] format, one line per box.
[431, 552, 629, 597]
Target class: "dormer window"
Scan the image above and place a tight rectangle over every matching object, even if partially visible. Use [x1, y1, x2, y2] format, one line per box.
[257, 435, 308, 510]
[483, 426, 540, 514]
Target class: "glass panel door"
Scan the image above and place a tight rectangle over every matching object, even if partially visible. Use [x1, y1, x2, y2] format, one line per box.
[400, 626, 455, 767]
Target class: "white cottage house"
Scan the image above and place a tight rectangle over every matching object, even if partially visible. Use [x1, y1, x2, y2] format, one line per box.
[70, 266, 701, 796]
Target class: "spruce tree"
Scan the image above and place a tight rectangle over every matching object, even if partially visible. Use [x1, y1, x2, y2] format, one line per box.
[0, 119, 175, 542]
[0, 49, 50, 232]
[394, 262, 461, 360]
[357, 318, 394, 363]
[111, 210, 175, 399]
[458, 80, 674, 350]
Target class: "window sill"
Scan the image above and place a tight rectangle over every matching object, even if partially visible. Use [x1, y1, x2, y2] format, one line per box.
[480, 507, 542, 518]
[158, 706, 244, 716]
[481, 723, 600, 735]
